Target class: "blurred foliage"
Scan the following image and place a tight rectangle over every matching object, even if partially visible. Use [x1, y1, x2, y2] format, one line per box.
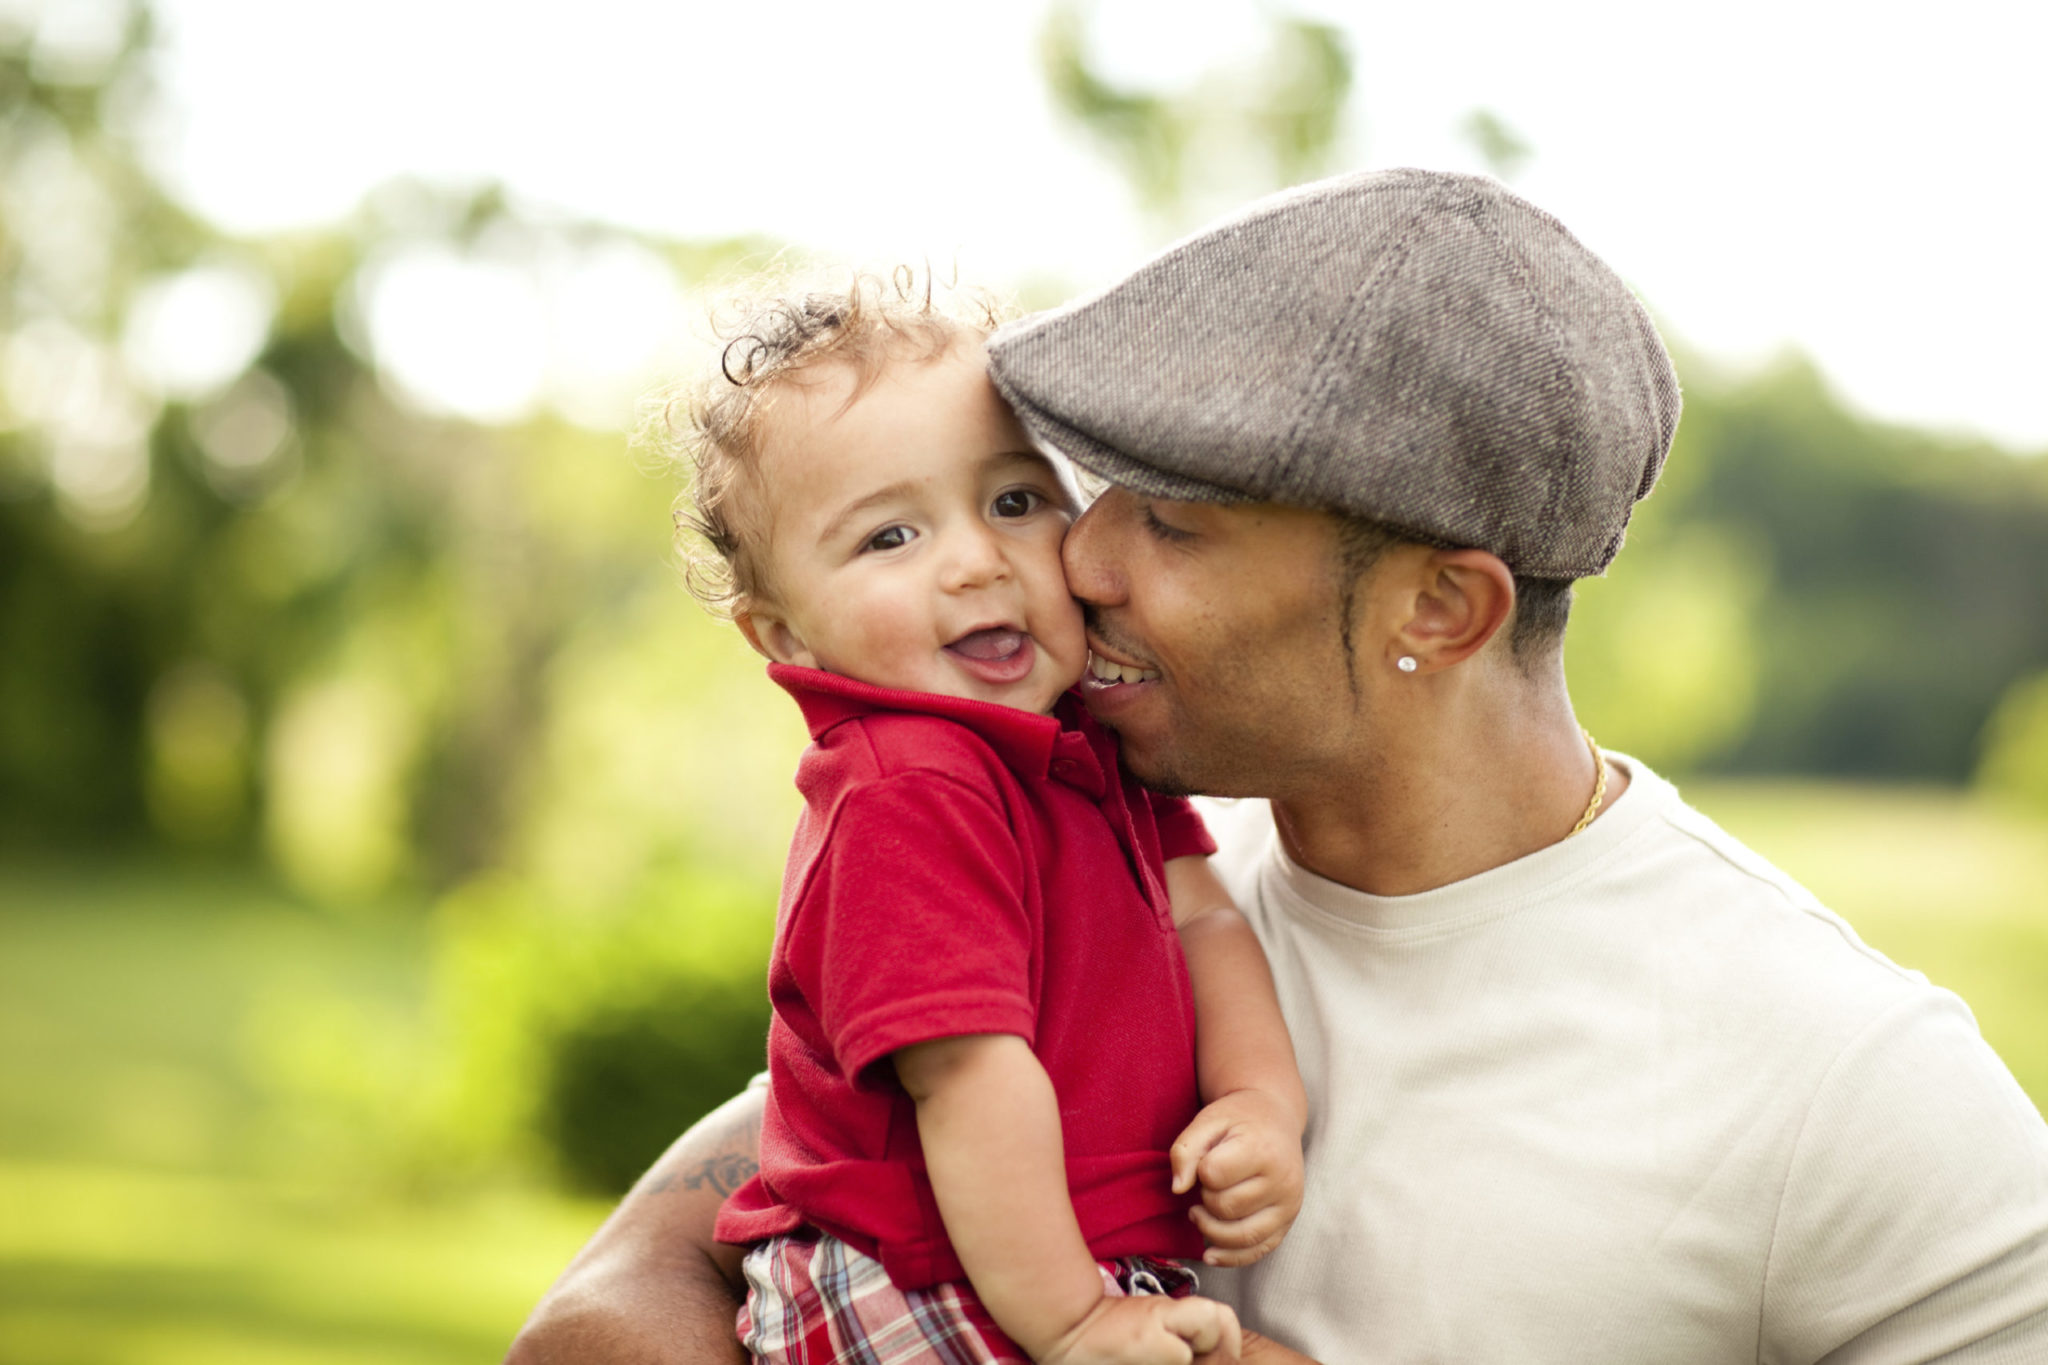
[425, 864, 774, 1193]
[0, 5, 789, 896]
[1565, 349, 2048, 780]
[0, 862, 607, 1361]
[1040, 3, 1352, 227]
[1459, 108, 1533, 181]
[1978, 669, 2048, 816]
[1650, 356, 2048, 780]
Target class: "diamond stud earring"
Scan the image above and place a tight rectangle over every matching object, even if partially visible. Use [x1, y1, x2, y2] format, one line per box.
[1397, 655, 1419, 673]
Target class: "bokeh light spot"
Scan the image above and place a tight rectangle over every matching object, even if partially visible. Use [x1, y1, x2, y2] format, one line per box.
[123, 261, 275, 401]
[356, 245, 548, 425]
[189, 368, 298, 501]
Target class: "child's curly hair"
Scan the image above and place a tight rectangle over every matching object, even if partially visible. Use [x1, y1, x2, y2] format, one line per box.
[647, 266, 1012, 618]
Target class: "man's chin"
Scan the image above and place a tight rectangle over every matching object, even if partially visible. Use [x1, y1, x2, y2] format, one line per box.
[1084, 690, 1212, 796]
[1109, 733, 1205, 799]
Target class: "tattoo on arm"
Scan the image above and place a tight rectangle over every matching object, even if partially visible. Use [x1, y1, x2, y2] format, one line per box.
[679, 1152, 759, 1198]
[636, 1094, 767, 1200]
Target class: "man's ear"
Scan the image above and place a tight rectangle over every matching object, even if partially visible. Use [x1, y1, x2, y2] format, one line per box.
[1390, 549, 1515, 671]
[734, 600, 816, 669]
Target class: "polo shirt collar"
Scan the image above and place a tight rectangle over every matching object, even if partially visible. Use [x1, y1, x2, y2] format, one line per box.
[768, 662, 1101, 790]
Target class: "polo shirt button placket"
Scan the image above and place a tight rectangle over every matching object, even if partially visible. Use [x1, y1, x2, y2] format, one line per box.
[1050, 735, 1105, 798]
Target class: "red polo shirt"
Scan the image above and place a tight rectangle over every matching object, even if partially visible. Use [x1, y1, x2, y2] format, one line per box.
[715, 664, 1213, 1290]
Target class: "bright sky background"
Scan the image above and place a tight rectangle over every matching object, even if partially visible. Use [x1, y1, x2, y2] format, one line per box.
[138, 0, 2048, 450]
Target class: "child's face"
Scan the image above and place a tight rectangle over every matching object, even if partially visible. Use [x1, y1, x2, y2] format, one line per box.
[739, 340, 1088, 714]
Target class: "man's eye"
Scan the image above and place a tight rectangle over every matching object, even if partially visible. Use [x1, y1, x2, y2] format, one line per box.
[863, 525, 914, 552]
[1141, 504, 1194, 543]
[991, 489, 1041, 519]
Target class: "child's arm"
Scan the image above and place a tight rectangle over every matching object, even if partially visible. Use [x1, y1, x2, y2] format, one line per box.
[1165, 855, 1308, 1268]
[895, 1034, 1242, 1364]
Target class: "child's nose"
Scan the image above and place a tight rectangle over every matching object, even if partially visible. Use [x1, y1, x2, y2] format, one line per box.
[941, 523, 1009, 592]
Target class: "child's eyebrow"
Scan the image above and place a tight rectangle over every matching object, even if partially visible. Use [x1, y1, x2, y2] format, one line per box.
[820, 480, 920, 543]
[988, 448, 1058, 476]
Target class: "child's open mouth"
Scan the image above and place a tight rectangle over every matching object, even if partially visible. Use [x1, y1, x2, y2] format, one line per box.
[945, 627, 1037, 685]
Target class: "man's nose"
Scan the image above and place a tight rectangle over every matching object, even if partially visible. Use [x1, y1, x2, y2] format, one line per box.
[1063, 488, 1129, 607]
[940, 521, 1010, 592]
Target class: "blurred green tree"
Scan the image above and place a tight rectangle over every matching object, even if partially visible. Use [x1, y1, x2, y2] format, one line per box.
[1040, 3, 1352, 231]
[0, 4, 783, 899]
[1671, 358, 2048, 779]
[1977, 670, 2048, 815]
[1459, 108, 1533, 180]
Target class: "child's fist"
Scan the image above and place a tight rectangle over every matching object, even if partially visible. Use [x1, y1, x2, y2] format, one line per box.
[1169, 1089, 1305, 1268]
[1038, 1292, 1241, 1365]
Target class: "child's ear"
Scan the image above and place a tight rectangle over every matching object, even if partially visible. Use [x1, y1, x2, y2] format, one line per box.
[734, 600, 816, 669]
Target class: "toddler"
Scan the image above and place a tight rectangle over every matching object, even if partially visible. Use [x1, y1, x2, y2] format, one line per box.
[669, 273, 1305, 1364]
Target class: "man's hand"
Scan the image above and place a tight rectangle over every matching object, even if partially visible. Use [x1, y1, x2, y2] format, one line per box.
[504, 1085, 764, 1364]
[1170, 1089, 1304, 1268]
[1039, 1292, 1243, 1365]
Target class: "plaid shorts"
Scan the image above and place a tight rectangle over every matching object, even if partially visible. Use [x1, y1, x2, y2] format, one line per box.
[735, 1230, 1197, 1364]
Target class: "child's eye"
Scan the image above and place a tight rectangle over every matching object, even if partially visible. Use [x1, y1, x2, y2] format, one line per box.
[991, 489, 1042, 519]
[863, 525, 914, 553]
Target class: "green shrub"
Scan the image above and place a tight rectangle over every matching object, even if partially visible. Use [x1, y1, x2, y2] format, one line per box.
[424, 860, 776, 1192]
[1977, 670, 2048, 815]
[538, 977, 768, 1193]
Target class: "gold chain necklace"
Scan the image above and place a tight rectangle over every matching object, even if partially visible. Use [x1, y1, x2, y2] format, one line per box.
[1565, 728, 1608, 838]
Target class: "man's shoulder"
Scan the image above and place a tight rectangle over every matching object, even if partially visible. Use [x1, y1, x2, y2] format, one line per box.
[1621, 777, 1939, 1028]
[1204, 770, 1948, 1041]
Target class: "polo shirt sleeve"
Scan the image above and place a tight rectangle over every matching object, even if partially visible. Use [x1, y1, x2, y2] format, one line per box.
[787, 771, 1038, 1086]
[1147, 791, 1218, 862]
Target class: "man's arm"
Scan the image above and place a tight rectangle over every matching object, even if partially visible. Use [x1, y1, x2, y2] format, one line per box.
[505, 1084, 764, 1365]
[1761, 994, 2048, 1361]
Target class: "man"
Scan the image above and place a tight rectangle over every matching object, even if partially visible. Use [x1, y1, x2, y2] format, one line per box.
[509, 170, 2048, 1362]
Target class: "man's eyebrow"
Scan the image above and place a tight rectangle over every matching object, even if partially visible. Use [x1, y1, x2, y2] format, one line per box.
[819, 479, 920, 544]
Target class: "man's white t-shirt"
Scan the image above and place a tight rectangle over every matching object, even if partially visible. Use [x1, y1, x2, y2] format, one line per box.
[1198, 759, 2048, 1363]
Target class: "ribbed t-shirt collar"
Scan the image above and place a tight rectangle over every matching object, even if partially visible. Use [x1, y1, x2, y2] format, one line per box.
[1258, 754, 1678, 938]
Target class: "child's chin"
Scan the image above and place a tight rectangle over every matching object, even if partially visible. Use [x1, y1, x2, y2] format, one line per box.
[981, 676, 1067, 716]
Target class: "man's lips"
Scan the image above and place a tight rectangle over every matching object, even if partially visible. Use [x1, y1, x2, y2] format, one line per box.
[945, 627, 1036, 685]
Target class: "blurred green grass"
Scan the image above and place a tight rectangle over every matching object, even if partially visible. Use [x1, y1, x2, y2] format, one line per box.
[0, 1164, 601, 1365]
[0, 863, 606, 1365]
[1, 781, 2043, 1363]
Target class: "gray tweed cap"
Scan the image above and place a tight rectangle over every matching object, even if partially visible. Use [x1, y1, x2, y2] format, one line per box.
[986, 168, 1681, 579]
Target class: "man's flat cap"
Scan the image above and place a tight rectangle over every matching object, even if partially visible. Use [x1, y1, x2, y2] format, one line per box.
[987, 168, 1681, 579]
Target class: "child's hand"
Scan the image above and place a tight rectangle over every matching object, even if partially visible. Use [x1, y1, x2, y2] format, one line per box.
[1038, 1292, 1242, 1365]
[1170, 1089, 1305, 1267]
